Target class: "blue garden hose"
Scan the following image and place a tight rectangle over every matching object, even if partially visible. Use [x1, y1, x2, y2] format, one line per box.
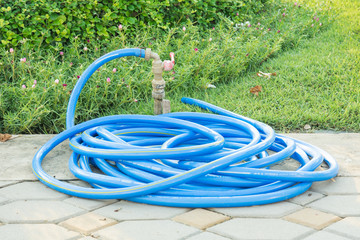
[32, 48, 339, 207]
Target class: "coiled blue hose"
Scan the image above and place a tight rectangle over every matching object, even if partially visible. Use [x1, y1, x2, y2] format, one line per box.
[32, 48, 338, 207]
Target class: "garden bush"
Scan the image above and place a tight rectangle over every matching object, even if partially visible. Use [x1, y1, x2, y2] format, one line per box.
[0, 0, 267, 48]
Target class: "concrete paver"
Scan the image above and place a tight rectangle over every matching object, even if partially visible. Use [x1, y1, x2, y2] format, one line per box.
[283, 208, 341, 230]
[0, 196, 8, 204]
[212, 202, 301, 218]
[0, 224, 80, 240]
[64, 197, 116, 210]
[0, 181, 66, 200]
[208, 218, 314, 240]
[310, 177, 360, 195]
[302, 231, 351, 240]
[288, 190, 324, 206]
[59, 212, 117, 235]
[186, 231, 231, 240]
[0, 135, 74, 180]
[308, 195, 360, 217]
[0, 200, 85, 223]
[94, 200, 189, 221]
[94, 220, 199, 240]
[172, 208, 230, 229]
[0, 181, 17, 188]
[0, 133, 359, 240]
[325, 217, 360, 239]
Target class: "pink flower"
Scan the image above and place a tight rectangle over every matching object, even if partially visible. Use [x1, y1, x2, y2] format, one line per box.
[236, 12, 239, 16]
[311, 24, 314, 27]
[172, 71, 175, 74]
[282, 13, 286, 17]
[60, 51, 64, 56]
[246, 53, 249, 57]
[9, 48, 14, 53]
[268, 28, 271, 31]
[55, 79, 59, 84]
[284, 8, 286, 11]
[182, 26, 186, 31]
[20, 58, 26, 63]
[209, 38, 212, 41]
[70, 62, 73, 67]
[112, 68, 117, 73]
[319, 23, 322, 26]
[257, 22, 261, 26]
[95, 47, 98, 51]
[277, 30, 281, 33]
[294, 2, 297, 6]
[83, 47, 88, 51]
[77, 75, 80, 79]
[118, 24, 123, 30]
[22, 84, 26, 89]
[106, 77, 111, 83]
[212, 27, 215, 30]
[194, 48, 199, 52]
[62, 84, 67, 87]
[33, 80, 37, 85]
[134, 99, 138, 102]
[87, 39, 90, 43]
[74, 36, 78, 39]
[32, 84, 36, 88]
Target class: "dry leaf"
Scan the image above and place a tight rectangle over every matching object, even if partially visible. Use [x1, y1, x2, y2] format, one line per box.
[250, 85, 262, 96]
[0, 134, 12, 142]
[257, 71, 277, 79]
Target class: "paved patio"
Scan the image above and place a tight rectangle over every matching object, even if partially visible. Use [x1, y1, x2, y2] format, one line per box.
[0, 133, 359, 240]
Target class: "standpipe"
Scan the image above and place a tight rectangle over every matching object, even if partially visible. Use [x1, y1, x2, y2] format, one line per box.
[145, 48, 175, 115]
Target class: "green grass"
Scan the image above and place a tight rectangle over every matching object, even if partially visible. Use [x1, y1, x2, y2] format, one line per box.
[0, 0, 359, 133]
[169, 0, 360, 132]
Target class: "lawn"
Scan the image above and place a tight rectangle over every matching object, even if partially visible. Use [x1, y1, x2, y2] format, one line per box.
[0, 0, 359, 133]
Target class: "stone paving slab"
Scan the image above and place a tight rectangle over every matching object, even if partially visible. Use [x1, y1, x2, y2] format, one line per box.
[212, 202, 302, 218]
[186, 231, 232, 240]
[93, 220, 199, 240]
[311, 177, 360, 195]
[283, 208, 341, 230]
[0, 135, 73, 180]
[64, 197, 116, 211]
[59, 212, 117, 235]
[0, 133, 359, 240]
[325, 217, 360, 239]
[208, 218, 314, 240]
[0, 181, 18, 188]
[0, 224, 80, 240]
[286, 133, 360, 177]
[0, 200, 85, 223]
[308, 195, 360, 217]
[302, 231, 351, 240]
[94, 200, 189, 221]
[288, 190, 325, 206]
[172, 208, 230, 230]
[0, 181, 66, 200]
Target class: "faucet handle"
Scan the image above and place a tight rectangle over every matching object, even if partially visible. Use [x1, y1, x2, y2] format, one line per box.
[163, 52, 175, 71]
